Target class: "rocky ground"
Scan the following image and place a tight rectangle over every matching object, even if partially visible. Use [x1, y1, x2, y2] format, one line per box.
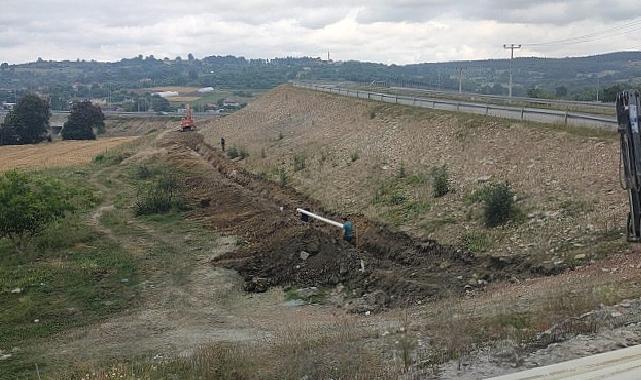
[200, 85, 626, 268]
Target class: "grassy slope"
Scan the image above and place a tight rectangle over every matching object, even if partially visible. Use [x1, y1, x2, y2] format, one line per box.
[201, 85, 627, 263]
[0, 141, 216, 379]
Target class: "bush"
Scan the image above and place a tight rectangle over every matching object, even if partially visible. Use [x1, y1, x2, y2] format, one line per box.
[227, 146, 239, 159]
[398, 162, 406, 178]
[293, 153, 306, 171]
[0, 171, 74, 249]
[134, 172, 185, 216]
[239, 147, 249, 160]
[350, 151, 360, 162]
[94, 150, 127, 166]
[431, 166, 450, 198]
[278, 167, 288, 187]
[483, 183, 516, 227]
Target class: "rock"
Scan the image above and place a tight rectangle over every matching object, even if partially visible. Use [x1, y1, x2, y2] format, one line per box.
[574, 254, 587, 260]
[246, 277, 270, 293]
[477, 279, 488, 286]
[365, 310, 371, 316]
[306, 240, 320, 253]
[364, 290, 389, 307]
[611, 311, 624, 318]
[300, 251, 310, 261]
[0, 353, 12, 361]
[297, 287, 320, 299]
[477, 175, 492, 184]
[34, 319, 39, 323]
[120, 278, 129, 283]
[10, 288, 22, 294]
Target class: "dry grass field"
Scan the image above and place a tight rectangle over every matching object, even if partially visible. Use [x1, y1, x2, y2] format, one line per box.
[0, 136, 136, 172]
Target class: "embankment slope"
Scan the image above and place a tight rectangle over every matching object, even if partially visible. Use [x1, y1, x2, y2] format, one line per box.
[201, 85, 626, 263]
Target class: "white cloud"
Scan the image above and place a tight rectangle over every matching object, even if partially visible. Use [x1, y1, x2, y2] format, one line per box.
[1, 0, 641, 64]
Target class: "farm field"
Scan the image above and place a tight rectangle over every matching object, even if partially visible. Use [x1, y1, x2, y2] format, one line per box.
[0, 136, 136, 172]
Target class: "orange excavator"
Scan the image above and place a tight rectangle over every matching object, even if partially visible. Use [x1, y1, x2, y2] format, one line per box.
[180, 104, 197, 132]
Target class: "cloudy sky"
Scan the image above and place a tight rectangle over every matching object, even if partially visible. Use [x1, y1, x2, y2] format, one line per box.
[2, 0, 641, 65]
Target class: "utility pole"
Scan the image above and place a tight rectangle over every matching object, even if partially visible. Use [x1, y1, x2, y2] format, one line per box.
[503, 44, 521, 97]
[596, 77, 600, 102]
[457, 67, 464, 93]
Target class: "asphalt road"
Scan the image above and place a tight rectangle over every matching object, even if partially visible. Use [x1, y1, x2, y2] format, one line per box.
[488, 344, 641, 379]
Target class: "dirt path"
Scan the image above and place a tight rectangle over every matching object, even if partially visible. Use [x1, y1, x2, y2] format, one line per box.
[43, 133, 347, 367]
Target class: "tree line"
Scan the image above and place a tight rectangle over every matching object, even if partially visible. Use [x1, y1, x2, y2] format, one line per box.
[1, 95, 104, 145]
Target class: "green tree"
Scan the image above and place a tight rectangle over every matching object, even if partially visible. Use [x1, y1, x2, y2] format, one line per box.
[0, 94, 50, 145]
[555, 86, 568, 98]
[61, 101, 104, 140]
[0, 171, 73, 250]
[0, 63, 8, 70]
[151, 95, 170, 112]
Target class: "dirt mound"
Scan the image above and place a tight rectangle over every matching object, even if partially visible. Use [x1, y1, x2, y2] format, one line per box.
[198, 85, 626, 265]
[165, 132, 551, 310]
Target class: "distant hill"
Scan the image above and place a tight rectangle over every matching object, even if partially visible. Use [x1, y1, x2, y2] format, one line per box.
[1, 51, 641, 104]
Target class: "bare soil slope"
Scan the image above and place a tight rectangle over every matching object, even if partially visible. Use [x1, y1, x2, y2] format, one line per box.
[201, 85, 626, 264]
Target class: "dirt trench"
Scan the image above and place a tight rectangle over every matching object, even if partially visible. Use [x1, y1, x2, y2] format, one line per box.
[170, 132, 552, 310]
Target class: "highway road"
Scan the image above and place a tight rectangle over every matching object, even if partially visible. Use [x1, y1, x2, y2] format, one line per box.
[488, 344, 641, 379]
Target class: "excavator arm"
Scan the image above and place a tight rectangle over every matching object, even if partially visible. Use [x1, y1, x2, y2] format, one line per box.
[616, 90, 641, 241]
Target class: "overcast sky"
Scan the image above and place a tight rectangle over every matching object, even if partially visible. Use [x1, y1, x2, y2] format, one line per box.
[2, 1, 641, 65]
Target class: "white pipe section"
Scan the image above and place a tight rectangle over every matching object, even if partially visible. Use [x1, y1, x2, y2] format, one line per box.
[296, 208, 344, 229]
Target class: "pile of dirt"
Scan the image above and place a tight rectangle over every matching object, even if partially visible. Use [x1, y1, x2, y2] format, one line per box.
[166, 132, 556, 310]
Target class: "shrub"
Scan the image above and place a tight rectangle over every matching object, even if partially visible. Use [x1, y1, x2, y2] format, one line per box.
[293, 153, 306, 171]
[431, 166, 450, 198]
[260, 147, 267, 158]
[350, 151, 360, 162]
[0, 171, 74, 249]
[278, 168, 288, 187]
[94, 151, 126, 166]
[227, 146, 239, 159]
[278, 132, 284, 140]
[399, 162, 406, 178]
[483, 183, 516, 227]
[239, 147, 249, 160]
[135, 172, 185, 216]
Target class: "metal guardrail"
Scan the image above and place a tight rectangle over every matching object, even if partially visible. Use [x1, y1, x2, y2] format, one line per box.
[293, 82, 618, 131]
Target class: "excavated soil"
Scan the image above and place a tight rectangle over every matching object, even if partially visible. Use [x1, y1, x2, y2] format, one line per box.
[167, 132, 554, 309]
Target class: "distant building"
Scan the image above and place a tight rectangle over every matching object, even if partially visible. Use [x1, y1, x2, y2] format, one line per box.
[198, 87, 214, 93]
[223, 99, 241, 108]
[1, 102, 15, 110]
[152, 91, 179, 98]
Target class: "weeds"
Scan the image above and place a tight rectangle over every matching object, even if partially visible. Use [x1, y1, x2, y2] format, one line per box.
[278, 167, 288, 187]
[134, 171, 185, 216]
[483, 183, 517, 227]
[461, 231, 492, 253]
[294, 153, 306, 171]
[94, 150, 127, 166]
[350, 151, 360, 162]
[399, 162, 406, 178]
[431, 165, 450, 198]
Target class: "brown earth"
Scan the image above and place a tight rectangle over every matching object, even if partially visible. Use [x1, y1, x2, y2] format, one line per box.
[199, 85, 627, 265]
[172, 133, 566, 310]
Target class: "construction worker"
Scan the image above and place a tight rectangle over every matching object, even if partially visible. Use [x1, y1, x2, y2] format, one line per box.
[220, 137, 225, 152]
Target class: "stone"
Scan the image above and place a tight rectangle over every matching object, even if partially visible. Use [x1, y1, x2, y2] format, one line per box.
[477, 175, 492, 183]
[120, 278, 129, 283]
[365, 310, 371, 316]
[611, 311, 624, 318]
[10, 288, 22, 294]
[574, 254, 587, 260]
[300, 251, 310, 261]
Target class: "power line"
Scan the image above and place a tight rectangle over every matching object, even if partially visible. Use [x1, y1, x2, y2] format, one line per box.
[525, 18, 641, 47]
